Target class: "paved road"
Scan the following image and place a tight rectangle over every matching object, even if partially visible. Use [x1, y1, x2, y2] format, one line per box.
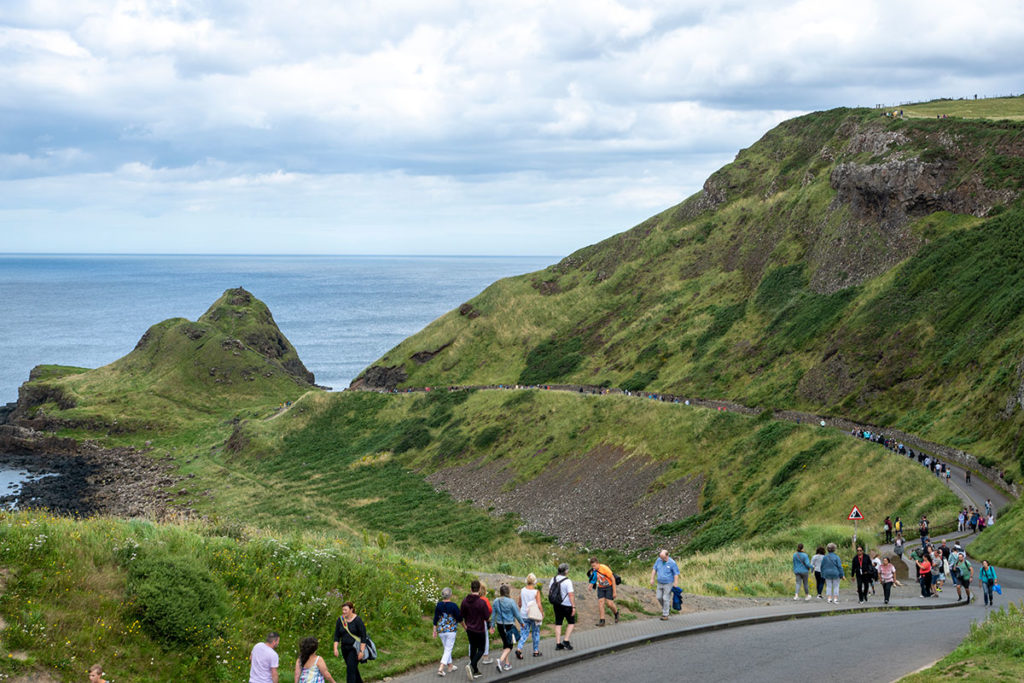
[528, 568, 1024, 683]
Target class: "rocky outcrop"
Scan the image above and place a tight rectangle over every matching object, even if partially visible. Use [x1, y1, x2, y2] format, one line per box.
[410, 340, 453, 365]
[351, 365, 409, 390]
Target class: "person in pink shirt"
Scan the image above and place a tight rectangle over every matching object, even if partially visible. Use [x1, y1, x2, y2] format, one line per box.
[877, 556, 902, 604]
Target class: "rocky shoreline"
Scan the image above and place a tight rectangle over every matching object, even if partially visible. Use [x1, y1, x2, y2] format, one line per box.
[0, 424, 187, 518]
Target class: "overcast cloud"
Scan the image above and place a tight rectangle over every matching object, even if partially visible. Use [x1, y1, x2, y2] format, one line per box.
[1, 0, 1022, 255]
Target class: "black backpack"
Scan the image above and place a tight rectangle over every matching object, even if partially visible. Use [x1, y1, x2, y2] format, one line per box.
[548, 576, 566, 605]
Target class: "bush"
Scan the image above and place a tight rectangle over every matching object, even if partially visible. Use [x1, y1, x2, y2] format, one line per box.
[126, 554, 228, 647]
[620, 369, 659, 392]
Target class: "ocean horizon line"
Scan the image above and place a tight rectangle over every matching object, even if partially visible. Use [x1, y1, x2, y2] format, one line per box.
[0, 252, 560, 259]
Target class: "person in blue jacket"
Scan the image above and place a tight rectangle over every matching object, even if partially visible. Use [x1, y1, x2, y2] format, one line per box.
[793, 543, 813, 601]
[820, 543, 845, 604]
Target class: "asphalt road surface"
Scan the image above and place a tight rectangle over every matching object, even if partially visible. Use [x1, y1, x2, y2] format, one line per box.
[530, 567, 1024, 683]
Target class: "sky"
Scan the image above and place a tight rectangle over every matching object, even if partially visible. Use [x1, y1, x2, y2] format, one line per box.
[1, 1, 1023, 256]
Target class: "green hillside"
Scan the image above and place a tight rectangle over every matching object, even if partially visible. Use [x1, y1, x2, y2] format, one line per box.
[11, 287, 317, 445]
[357, 105, 1024, 477]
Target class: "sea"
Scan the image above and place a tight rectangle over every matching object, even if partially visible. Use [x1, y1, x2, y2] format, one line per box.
[0, 254, 556, 405]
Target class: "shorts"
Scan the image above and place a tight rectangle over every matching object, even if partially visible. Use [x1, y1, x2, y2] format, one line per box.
[960, 578, 971, 589]
[496, 623, 517, 649]
[597, 586, 614, 600]
[553, 603, 576, 625]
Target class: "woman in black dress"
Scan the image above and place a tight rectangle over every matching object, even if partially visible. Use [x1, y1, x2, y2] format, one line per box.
[333, 602, 367, 683]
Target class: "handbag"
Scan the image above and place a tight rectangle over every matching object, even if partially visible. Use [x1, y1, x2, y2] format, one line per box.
[341, 618, 378, 662]
[526, 600, 544, 622]
[994, 583, 1002, 595]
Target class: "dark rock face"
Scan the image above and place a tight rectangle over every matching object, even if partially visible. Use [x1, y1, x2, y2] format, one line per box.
[458, 303, 481, 318]
[410, 340, 453, 365]
[8, 378, 76, 424]
[351, 365, 408, 390]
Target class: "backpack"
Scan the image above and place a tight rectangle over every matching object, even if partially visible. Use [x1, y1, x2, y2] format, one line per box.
[548, 576, 566, 606]
[614, 573, 623, 586]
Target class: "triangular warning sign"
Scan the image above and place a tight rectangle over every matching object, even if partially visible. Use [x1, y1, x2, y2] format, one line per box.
[848, 506, 864, 520]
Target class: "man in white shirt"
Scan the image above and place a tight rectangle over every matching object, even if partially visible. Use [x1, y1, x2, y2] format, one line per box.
[249, 632, 280, 683]
[548, 563, 576, 651]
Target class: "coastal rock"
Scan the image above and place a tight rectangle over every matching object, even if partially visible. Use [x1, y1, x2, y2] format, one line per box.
[351, 365, 408, 390]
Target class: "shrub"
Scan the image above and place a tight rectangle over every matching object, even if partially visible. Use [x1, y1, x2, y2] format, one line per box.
[126, 554, 228, 647]
[620, 369, 659, 392]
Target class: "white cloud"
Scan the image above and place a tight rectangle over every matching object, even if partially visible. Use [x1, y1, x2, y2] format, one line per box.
[1, 0, 1023, 254]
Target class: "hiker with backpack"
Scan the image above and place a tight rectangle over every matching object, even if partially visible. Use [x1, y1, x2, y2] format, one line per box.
[547, 563, 576, 651]
[588, 557, 620, 626]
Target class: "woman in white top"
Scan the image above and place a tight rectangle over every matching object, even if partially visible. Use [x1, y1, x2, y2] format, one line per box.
[810, 546, 826, 599]
[516, 573, 543, 658]
[295, 636, 337, 683]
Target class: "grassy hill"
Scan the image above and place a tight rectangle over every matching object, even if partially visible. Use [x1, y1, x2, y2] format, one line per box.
[357, 103, 1024, 477]
[11, 287, 317, 449]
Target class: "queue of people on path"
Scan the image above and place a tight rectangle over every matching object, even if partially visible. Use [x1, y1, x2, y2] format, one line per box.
[957, 505, 994, 533]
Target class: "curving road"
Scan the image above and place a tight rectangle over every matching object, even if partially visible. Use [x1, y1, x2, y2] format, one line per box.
[529, 567, 1024, 683]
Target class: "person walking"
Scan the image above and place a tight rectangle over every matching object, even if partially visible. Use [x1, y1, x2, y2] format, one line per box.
[820, 543, 844, 604]
[515, 574, 543, 659]
[851, 547, 873, 603]
[548, 563, 576, 651]
[250, 632, 281, 683]
[460, 580, 492, 679]
[955, 552, 974, 603]
[877, 557, 901, 604]
[491, 585, 524, 673]
[810, 546, 826, 599]
[883, 516, 892, 544]
[650, 549, 680, 619]
[333, 602, 368, 683]
[979, 560, 998, 606]
[894, 534, 904, 560]
[589, 557, 620, 626]
[477, 582, 494, 665]
[792, 543, 812, 601]
[916, 553, 933, 598]
[295, 637, 337, 683]
[432, 587, 461, 677]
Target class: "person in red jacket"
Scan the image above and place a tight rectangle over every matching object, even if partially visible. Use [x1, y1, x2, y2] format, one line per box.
[460, 580, 492, 679]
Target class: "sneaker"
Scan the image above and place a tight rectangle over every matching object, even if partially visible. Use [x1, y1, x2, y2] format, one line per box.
[515, 650, 523, 660]
[555, 643, 565, 651]
[466, 665, 473, 680]
[816, 595, 823, 600]
[496, 661, 502, 674]
[503, 664, 512, 671]
[597, 619, 606, 627]
[884, 600, 889, 604]
[794, 595, 800, 601]
[482, 658, 493, 665]
[438, 671, 446, 677]
[564, 641, 574, 650]
[472, 674, 482, 680]
[449, 665, 458, 672]
[659, 615, 669, 621]
[533, 652, 542, 657]
[805, 595, 811, 601]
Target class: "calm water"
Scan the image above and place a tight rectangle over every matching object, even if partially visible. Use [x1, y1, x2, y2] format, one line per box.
[0, 254, 555, 403]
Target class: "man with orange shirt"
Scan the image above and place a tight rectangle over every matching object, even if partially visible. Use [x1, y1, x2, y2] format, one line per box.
[589, 557, 620, 626]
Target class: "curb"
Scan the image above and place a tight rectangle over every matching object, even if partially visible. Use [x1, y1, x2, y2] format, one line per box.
[494, 599, 969, 681]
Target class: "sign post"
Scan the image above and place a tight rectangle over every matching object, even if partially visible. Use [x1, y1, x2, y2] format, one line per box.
[848, 505, 864, 550]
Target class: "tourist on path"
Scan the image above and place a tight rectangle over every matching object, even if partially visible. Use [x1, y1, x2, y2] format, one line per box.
[820, 543, 844, 604]
[477, 582, 494, 665]
[877, 557, 901, 604]
[491, 584, 524, 673]
[792, 543, 812, 601]
[589, 557, 620, 625]
[295, 636, 337, 683]
[432, 587, 461, 677]
[460, 580, 492, 679]
[333, 602, 368, 683]
[979, 561, 998, 606]
[650, 549, 681, 618]
[250, 632, 280, 683]
[548, 563, 576, 650]
[915, 553, 933, 598]
[953, 553, 974, 603]
[851, 546, 873, 603]
[883, 516, 893, 544]
[516, 574, 543, 659]
[810, 546, 826, 599]
[894, 534, 904, 560]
